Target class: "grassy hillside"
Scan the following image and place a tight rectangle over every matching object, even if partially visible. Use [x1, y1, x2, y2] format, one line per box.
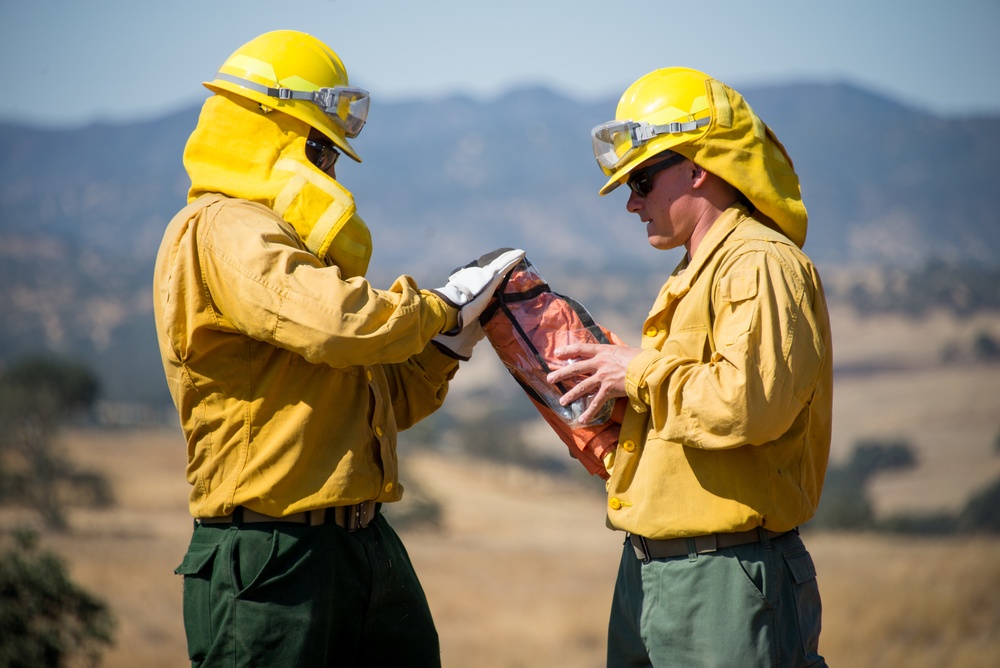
[5, 307, 999, 666]
[21, 425, 1000, 668]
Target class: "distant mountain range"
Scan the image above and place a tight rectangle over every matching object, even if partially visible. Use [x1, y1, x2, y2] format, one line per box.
[1, 81, 998, 404]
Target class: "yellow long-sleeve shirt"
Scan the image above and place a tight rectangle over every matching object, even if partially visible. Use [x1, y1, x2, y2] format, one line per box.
[154, 91, 460, 519]
[153, 194, 457, 519]
[608, 206, 833, 539]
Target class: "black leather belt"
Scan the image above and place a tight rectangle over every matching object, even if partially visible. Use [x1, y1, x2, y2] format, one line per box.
[629, 527, 794, 562]
[198, 502, 379, 532]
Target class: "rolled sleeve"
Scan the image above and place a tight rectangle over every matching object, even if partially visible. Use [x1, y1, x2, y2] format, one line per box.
[625, 348, 662, 413]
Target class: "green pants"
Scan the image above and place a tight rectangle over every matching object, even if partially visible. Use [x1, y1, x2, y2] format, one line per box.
[174, 513, 440, 667]
[607, 530, 826, 668]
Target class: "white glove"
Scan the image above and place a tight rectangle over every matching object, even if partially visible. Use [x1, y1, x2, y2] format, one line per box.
[432, 321, 486, 361]
[431, 248, 526, 332]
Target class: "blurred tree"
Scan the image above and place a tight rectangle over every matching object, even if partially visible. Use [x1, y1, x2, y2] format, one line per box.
[808, 439, 917, 530]
[959, 477, 1000, 533]
[973, 331, 1000, 361]
[0, 528, 114, 667]
[845, 440, 917, 479]
[840, 262, 1000, 317]
[0, 354, 113, 529]
[876, 511, 957, 535]
[809, 468, 876, 529]
[873, 430, 1000, 535]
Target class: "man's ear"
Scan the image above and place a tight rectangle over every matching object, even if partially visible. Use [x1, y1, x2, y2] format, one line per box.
[690, 164, 709, 189]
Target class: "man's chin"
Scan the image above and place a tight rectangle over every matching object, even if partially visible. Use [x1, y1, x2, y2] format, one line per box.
[647, 235, 679, 251]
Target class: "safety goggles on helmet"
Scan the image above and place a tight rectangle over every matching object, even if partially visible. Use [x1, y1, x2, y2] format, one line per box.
[626, 151, 687, 197]
[591, 117, 710, 171]
[214, 72, 370, 138]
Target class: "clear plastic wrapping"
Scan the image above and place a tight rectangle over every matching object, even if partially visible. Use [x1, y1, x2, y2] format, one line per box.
[481, 258, 614, 429]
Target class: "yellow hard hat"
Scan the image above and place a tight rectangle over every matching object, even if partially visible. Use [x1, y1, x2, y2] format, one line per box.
[592, 68, 712, 189]
[592, 67, 808, 247]
[205, 30, 369, 162]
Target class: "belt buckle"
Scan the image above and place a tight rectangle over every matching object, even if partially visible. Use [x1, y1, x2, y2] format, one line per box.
[638, 535, 652, 564]
[341, 502, 375, 532]
[628, 534, 652, 563]
[347, 504, 362, 532]
[693, 533, 719, 555]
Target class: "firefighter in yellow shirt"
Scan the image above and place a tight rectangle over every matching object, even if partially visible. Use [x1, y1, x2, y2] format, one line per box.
[548, 68, 832, 667]
[153, 30, 522, 667]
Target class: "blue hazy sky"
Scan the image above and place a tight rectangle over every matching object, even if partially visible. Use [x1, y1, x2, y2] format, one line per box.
[2, 0, 999, 128]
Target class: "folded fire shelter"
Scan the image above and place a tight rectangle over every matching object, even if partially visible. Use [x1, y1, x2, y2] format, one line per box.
[480, 257, 625, 479]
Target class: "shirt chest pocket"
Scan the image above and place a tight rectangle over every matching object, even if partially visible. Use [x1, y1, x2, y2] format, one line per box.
[716, 267, 759, 348]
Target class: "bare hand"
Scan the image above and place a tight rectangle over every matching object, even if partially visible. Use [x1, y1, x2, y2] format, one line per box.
[546, 343, 642, 424]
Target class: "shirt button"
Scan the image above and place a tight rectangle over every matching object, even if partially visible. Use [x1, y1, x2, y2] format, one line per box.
[366, 369, 373, 381]
[375, 426, 384, 437]
[645, 326, 658, 337]
[609, 497, 622, 511]
[384, 482, 394, 493]
[622, 440, 636, 453]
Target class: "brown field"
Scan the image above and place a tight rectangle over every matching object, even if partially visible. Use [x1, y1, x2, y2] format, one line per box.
[13, 308, 1000, 667]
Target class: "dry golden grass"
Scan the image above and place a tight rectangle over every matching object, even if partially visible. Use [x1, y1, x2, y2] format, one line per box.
[811, 533, 1000, 668]
[827, 306, 1000, 516]
[9, 309, 999, 667]
[31, 428, 190, 668]
[17, 424, 1000, 668]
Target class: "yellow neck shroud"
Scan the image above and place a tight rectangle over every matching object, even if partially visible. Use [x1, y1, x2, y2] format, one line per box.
[184, 92, 371, 278]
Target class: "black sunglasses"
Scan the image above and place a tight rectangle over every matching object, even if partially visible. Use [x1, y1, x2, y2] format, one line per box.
[627, 152, 687, 197]
[306, 139, 341, 172]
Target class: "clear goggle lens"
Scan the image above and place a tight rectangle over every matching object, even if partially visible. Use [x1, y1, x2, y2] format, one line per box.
[591, 120, 641, 171]
[312, 86, 370, 138]
[591, 116, 711, 171]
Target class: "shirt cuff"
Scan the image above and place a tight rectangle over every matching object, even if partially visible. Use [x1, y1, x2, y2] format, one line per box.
[625, 348, 661, 413]
[421, 290, 460, 334]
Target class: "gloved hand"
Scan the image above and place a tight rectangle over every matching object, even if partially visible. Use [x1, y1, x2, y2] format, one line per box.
[431, 248, 526, 332]
[432, 321, 486, 361]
